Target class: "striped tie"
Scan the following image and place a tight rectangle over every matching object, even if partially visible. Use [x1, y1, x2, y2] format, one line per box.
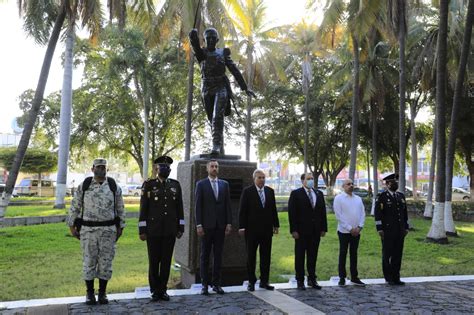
[259, 189, 265, 207]
[211, 180, 218, 199]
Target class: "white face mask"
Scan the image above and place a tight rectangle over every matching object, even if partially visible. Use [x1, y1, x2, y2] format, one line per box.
[306, 179, 314, 189]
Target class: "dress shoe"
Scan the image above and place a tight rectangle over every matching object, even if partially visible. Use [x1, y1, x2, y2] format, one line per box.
[247, 283, 255, 292]
[150, 294, 160, 302]
[85, 291, 96, 305]
[307, 280, 322, 290]
[338, 278, 346, 286]
[201, 286, 209, 295]
[350, 278, 366, 286]
[259, 283, 275, 290]
[159, 292, 170, 301]
[296, 282, 306, 290]
[212, 285, 225, 294]
[393, 280, 405, 285]
[387, 281, 396, 285]
[98, 292, 109, 304]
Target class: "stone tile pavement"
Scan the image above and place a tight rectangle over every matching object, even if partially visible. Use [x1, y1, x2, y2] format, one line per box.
[282, 280, 474, 314]
[2, 276, 474, 314]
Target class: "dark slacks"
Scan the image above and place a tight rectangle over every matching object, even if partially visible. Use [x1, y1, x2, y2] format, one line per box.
[338, 231, 360, 279]
[294, 233, 320, 282]
[381, 234, 405, 282]
[245, 233, 273, 284]
[200, 228, 225, 286]
[146, 235, 176, 295]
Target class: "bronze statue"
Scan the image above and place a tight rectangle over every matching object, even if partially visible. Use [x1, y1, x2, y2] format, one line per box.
[189, 27, 256, 155]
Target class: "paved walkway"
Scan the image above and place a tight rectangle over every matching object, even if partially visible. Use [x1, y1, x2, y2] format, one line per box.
[2, 276, 474, 314]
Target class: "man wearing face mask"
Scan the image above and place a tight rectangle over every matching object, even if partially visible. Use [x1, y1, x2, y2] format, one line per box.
[288, 173, 328, 290]
[189, 27, 256, 155]
[68, 158, 125, 305]
[139, 156, 185, 302]
[375, 173, 409, 286]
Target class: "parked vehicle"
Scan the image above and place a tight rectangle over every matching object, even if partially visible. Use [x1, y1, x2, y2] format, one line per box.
[0, 183, 5, 194]
[452, 187, 470, 201]
[353, 187, 369, 198]
[127, 184, 142, 197]
[317, 186, 328, 196]
[14, 178, 55, 196]
[404, 186, 421, 197]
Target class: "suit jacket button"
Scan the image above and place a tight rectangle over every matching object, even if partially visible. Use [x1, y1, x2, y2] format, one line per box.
[164, 212, 168, 215]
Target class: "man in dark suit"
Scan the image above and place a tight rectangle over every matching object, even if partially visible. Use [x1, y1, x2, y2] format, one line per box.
[238, 169, 280, 292]
[195, 159, 232, 295]
[138, 156, 184, 302]
[288, 173, 328, 290]
[375, 173, 409, 285]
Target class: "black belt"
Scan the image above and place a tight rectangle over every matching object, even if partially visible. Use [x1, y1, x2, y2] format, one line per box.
[81, 220, 116, 227]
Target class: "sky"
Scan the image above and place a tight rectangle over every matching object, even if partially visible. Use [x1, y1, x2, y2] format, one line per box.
[0, 0, 317, 135]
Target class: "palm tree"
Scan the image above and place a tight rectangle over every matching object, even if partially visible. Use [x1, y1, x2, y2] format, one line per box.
[55, 0, 102, 208]
[0, 1, 67, 225]
[444, 0, 474, 236]
[225, 0, 280, 161]
[427, 0, 449, 244]
[54, 27, 76, 208]
[286, 21, 321, 173]
[423, 128, 436, 218]
[318, 0, 384, 179]
[388, 0, 408, 193]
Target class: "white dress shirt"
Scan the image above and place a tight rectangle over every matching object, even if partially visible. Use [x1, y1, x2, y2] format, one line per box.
[333, 192, 365, 233]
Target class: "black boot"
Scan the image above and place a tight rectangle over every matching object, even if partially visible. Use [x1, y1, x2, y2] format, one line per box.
[98, 279, 109, 304]
[85, 280, 96, 305]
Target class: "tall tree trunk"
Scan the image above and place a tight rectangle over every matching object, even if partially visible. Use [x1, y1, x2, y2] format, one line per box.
[424, 129, 437, 218]
[427, 0, 449, 243]
[398, 0, 407, 193]
[304, 93, 309, 174]
[142, 78, 150, 180]
[0, 6, 66, 226]
[184, 51, 195, 161]
[367, 147, 371, 190]
[133, 73, 148, 179]
[55, 27, 75, 209]
[444, 0, 474, 235]
[371, 99, 378, 215]
[410, 99, 418, 201]
[245, 45, 254, 161]
[349, 34, 360, 179]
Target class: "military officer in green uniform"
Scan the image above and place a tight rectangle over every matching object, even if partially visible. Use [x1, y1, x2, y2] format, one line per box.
[68, 158, 125, 305]
[374, 173, 409, 285]
[139, 156, 185, 302]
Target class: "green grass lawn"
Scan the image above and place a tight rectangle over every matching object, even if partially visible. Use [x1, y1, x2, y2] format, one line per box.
[5, 204, 140, 217]
[1, 214, 474, 301]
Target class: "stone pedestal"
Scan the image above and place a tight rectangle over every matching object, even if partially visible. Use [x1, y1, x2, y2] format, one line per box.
[175, 155, 257, 287]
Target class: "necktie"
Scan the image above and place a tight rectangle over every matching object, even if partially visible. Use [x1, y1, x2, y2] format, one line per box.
[211, 179, 218, 199]
[307, 189, 314, 208]
[259, 189, 265, 207]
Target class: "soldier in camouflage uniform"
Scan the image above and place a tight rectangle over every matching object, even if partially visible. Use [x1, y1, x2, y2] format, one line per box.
[139, 156, 184, 302]
[68, 158, 125, 305]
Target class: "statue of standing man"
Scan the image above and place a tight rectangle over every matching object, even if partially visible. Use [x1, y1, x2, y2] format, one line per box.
[189, 28, 256, 155]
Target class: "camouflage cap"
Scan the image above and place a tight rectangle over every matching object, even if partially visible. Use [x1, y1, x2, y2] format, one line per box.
[93, 158, 107, 166]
